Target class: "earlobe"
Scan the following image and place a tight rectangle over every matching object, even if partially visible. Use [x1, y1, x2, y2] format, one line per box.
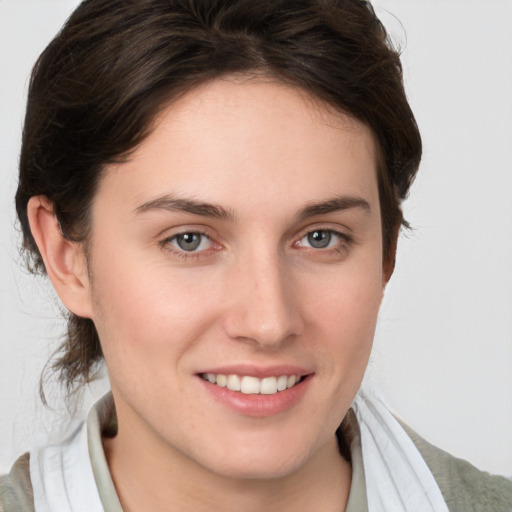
[27, 196, 93, 319]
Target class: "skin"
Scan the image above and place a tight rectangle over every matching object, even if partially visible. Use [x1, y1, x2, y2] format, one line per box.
[28, 77, 393, 512]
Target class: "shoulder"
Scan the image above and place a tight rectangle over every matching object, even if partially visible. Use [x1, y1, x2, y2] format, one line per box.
[403, 424, 512, 512]
[0, 453, 34, 512]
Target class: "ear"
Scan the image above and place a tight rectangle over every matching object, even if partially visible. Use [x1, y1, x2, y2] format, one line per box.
[27, 196, 93, 318]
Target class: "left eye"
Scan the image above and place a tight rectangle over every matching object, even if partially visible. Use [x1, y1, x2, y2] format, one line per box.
[169, 232, 212, 252]
[299, 230, 342, 249]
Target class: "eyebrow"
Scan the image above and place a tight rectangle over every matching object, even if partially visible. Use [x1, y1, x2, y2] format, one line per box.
[297, 195, 371, 220]
[135, 194, 371, 221]
[135, 195, 234, 220]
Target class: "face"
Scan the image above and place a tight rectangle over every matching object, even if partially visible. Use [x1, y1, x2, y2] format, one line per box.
[86, 78, 387, 480]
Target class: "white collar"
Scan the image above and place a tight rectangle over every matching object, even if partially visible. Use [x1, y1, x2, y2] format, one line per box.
[30, 417, 105, 512]
[30, 389, 449, 512]
[353, 389, 449, 512]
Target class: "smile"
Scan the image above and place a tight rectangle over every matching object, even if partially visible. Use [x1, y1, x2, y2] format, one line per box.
[200, 373, 303, 395]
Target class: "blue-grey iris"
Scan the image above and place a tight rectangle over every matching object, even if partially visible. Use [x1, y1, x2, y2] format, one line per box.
[308, 230, 331, 249]
[176, 233, 202, 251]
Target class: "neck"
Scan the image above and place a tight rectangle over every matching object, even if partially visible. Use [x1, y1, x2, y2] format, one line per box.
[103, 415, 351, 512]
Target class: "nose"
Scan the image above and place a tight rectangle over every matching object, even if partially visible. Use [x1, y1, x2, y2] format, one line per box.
[222, 251, 304, 348]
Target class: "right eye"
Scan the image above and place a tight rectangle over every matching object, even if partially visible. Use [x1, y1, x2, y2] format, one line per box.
[167, 232, 212, 253]
[298, 229, 344, 250]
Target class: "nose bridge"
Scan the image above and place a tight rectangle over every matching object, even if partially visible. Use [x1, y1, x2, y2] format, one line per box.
[224, 245, 303, 347]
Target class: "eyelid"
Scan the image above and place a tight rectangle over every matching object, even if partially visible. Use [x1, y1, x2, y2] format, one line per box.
[158, 226, 223, 259]
[156, 223, 220, 243]
[294, 224, 352, 244]
[292, 225, 355, 259]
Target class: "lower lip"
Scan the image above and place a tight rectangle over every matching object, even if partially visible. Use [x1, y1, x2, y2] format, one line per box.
[197, 375, 312, 417]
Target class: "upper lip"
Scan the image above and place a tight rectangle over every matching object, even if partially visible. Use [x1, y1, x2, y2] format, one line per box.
[196, 364, 312, 379]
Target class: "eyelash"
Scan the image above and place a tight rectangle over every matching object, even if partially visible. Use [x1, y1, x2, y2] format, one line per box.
[160, 227, 353, 261]
[294, 228, 353, 255]
[160, 232, 216, 261]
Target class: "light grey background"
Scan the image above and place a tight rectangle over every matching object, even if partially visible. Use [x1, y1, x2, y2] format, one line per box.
[1, 0, 511, 475]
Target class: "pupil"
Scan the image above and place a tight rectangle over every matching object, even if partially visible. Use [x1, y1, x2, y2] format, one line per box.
[308, 230, 331, 249]
[177, 233, 201, 251]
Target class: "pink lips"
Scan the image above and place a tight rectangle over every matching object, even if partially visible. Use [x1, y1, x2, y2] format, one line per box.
[196, 364, 313, 417]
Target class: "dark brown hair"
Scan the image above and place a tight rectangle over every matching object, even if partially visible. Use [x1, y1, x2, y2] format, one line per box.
[15, 0, 421, 398]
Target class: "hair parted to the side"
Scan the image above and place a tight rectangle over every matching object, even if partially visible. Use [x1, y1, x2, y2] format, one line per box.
[16, 0, 422, 401]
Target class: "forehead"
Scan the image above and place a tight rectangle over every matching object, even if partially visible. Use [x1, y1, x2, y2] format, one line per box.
[146, 76, 377, 162]
[96, 77, 379, 217]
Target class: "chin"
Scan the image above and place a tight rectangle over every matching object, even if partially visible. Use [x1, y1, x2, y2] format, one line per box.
[194, 431, 318, 481]
[206, 452, 308, 481]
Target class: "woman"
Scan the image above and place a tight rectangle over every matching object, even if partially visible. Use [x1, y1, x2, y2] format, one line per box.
[1, 0, 511, 511]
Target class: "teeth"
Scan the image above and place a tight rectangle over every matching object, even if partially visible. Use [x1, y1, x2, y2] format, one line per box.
[216, 374, 227, 387]
[260, 377, 278, 395]
[202, 373, 302, 395]
[227, 374, 241, 391]
[277, 375, 288, 391]
[287, 375, 297, 388]
[241, 376, 260, 394]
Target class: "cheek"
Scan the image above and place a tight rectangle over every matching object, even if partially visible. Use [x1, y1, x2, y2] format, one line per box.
[317, 286, 380, 363]
[303, 251, 383, 328]
[88, 248, 221, 382]
[299, 256, 384, 372]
